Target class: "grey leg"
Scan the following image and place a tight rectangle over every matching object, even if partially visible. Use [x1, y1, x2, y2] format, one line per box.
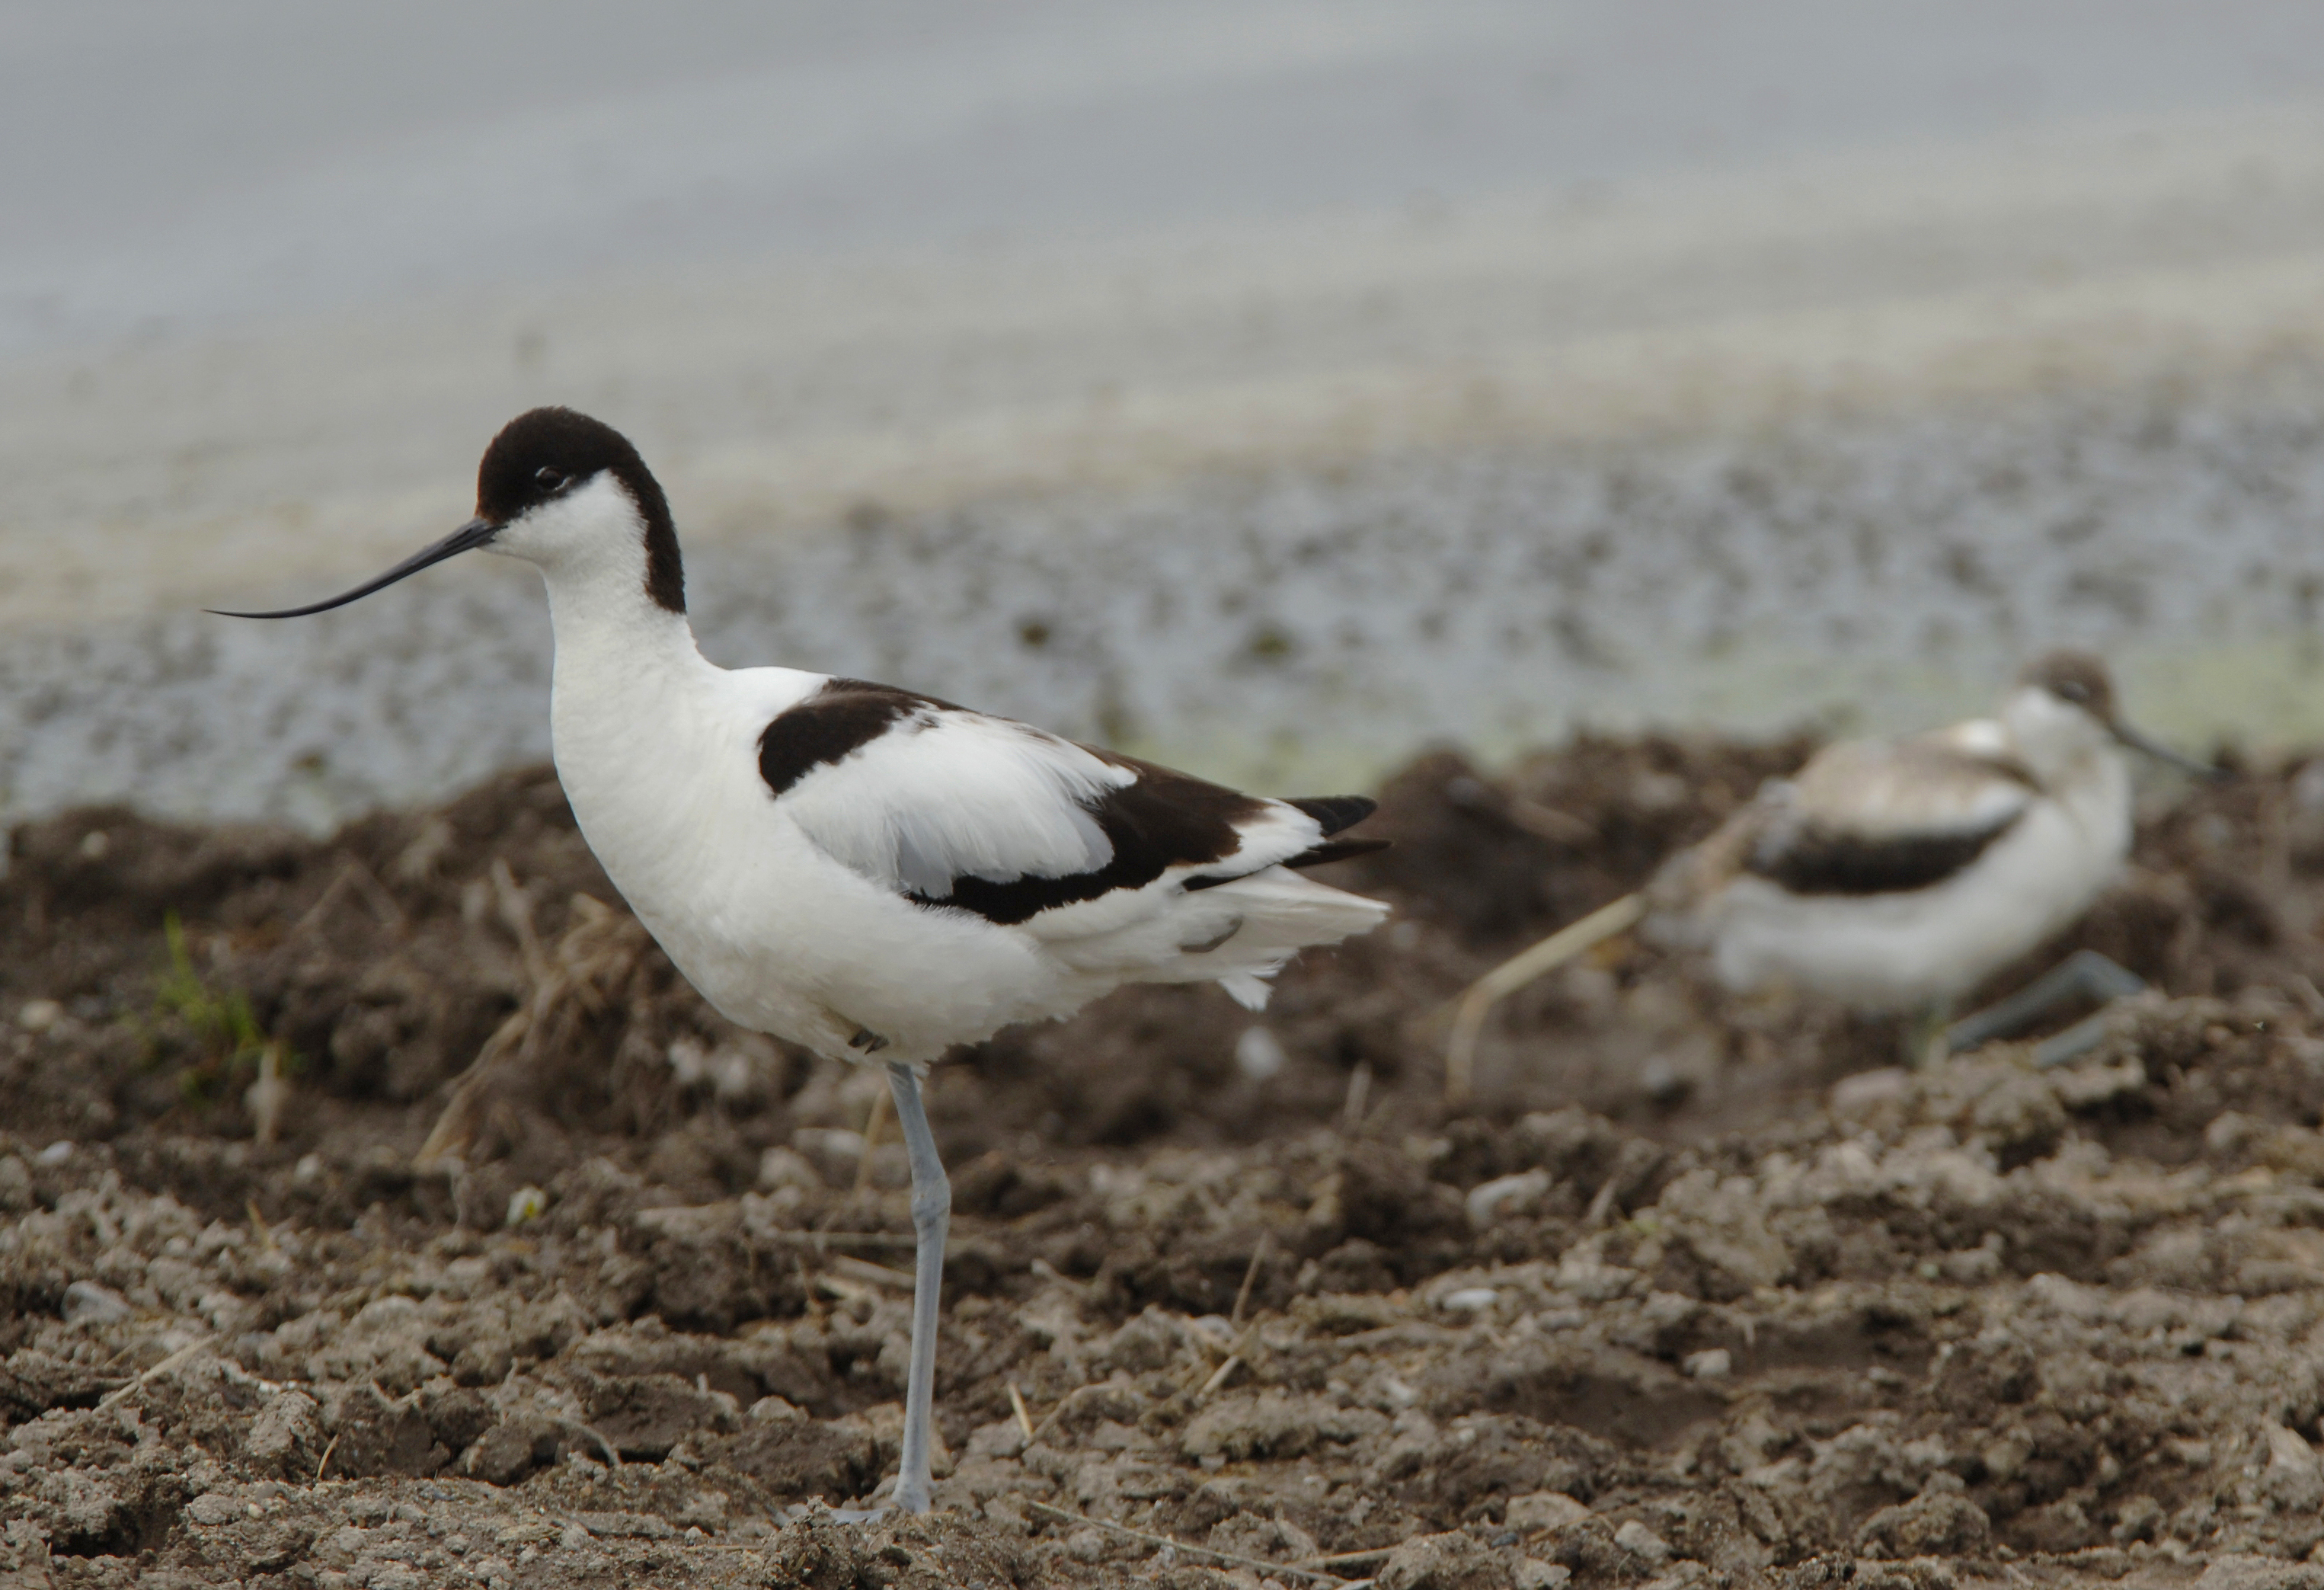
[1942, 950, 2146, 1057]
[885, 1061, 950, 1515]
[2030, 1011, 2119, 1069]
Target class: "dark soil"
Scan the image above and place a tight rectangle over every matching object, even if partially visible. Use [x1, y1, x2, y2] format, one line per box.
[5, 736, 2324, 1588]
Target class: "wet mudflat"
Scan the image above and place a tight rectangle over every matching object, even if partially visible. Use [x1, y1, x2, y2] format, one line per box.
[5, 738, 2324, 1588]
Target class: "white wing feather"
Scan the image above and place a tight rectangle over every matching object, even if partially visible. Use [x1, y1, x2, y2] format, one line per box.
[1781, 734, 2035, 839]
[777, 711, 1137, 895]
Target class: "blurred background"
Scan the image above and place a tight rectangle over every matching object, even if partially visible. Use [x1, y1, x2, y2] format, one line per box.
[8, 0, 2324, 830]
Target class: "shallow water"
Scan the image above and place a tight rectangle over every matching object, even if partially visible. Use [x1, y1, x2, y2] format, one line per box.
[9, 357, 2323, 833]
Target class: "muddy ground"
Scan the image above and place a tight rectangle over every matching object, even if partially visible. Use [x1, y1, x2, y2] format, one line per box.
[8, 734, 2324, 1588]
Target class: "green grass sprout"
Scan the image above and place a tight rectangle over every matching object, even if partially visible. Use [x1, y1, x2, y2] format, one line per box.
[151, 912, 298, 1107]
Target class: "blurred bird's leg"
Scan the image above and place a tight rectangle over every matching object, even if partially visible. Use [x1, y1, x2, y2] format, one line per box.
[886, 1061, 950, 1515]
[1942, 949, 2146, 1060]
[2028, 1010, 2123, 1070]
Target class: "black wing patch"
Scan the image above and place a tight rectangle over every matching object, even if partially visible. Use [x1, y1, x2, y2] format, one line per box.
[1746, 812, 2022, 897]
[1274, 795, 1388, 872]
[758, 679, 951, 797]
[1287, 795, 1376, 835]
[762, 680, 1386, 926]
[1184, 793, 1388, 891]
[1280, 833, 1392, 871]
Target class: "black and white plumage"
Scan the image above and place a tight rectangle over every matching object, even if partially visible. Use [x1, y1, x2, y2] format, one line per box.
[1652, 650, 2164, 1012]
[1733, 741, 2034, 900]
[758, 678, 1383, 930]
[1446, 651, 2208, 1097]
[217, 407, 1389, 1514]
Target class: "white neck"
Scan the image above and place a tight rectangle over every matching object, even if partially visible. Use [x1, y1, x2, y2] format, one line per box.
[532, 546, 730, 923]
[539, 561, 705, 696]
[1999, 687, 2131, 853]
[2000, 686, 2115, 791]
[484, 472, 721, 777]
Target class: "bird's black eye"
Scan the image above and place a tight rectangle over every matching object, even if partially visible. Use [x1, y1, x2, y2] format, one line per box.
[2054, 680, 2089, 703]
[535, 465, 566, 490]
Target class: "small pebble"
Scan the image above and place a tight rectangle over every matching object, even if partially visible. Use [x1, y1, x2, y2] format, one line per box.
[505, 1186, 548, 1227]
[1507, 1492, 1591, 1531]
[1683, 1348, 1732, 1380]
[1613, 1521, 1670, 1565]
[791, 1127, 865, 1180]
[1830, 1067, 1910, 1114]
[35, 1140, 73, 1165]
[62, 1280, 133, 1325]
[1234, 1025, 1287, 1083]
[1466, 1169, 1552, 1226]
[186, 1492, 241, 1527]
[1639, 1053, 1689, 1104]
[16, 998, 62, 1032]
[1441, 1286, 1501, 1313]
[756, 1146, 821, 1192]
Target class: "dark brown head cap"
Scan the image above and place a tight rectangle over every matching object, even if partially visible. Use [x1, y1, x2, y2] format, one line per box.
[2017, 648, 2116, 723]
[477, 408, 684, 614]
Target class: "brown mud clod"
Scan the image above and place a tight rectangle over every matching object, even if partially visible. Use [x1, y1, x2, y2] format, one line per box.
[5, 738, 2324, 1586]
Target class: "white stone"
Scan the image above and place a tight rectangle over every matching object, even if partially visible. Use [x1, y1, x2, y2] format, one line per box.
[1466, 1169, 1553, 1226]
[756, 1146, 822, 1192]
[1507, 1491, 1591, 1531]
[62, 1281, 132, 1325]
[1234, 1025, 1287, 1082]
[1613, 1521, 1671, 1565]
[186, 1492, 241, 1527]
[504, 1186, 548, 1227]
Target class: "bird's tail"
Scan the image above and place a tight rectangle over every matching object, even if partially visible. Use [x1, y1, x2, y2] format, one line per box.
[1191, 867, 1390, 1010]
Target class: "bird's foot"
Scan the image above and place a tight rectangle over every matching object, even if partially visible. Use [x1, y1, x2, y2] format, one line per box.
[849, 1028, 890, 1053]
[779, 1472, 933, 1525]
